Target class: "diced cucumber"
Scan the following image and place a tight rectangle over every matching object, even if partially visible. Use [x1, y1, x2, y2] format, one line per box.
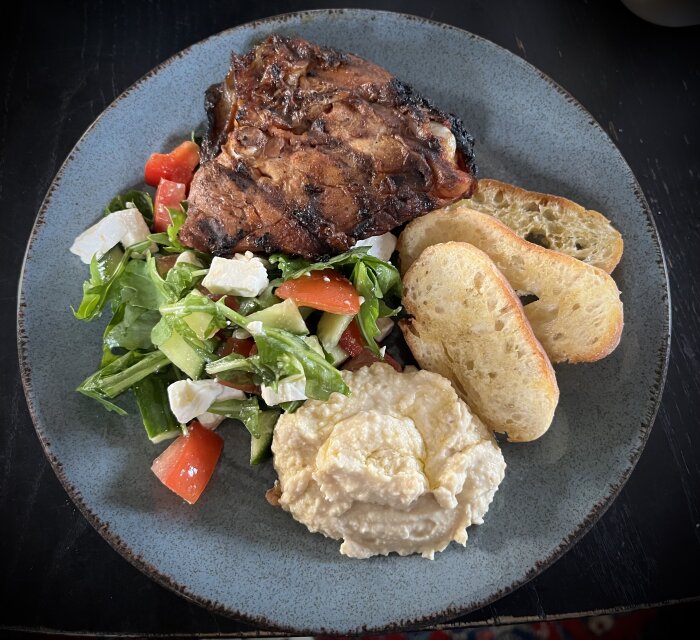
[325, 343, 349, 367]
[303, 335, 324, 356]
[246, 298, 308, 335]
[148, 428, 183, 444]
[250, 411, 279, 465]
[132, 372, 182, 443]
[184, 311, 215, 340]
[317, 312, 353, 350]
[158, 332, 205, 379]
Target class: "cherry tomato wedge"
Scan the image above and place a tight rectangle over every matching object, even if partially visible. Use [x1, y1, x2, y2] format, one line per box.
[144, 140, 200, 187]
[343, 348, 402, 372]
[338, 320, 365, 357]
[151, 421, 223, 504]
[155, 254, 178, 278]
[275, 270, 360, 315]
[218, 379, 259, 394]
[382, 353, 402, 372]
[217, 336, 255, 358]
[153, 179, 186, 233]
[214, 338, 258, 393]
[203, 291, 240, 311]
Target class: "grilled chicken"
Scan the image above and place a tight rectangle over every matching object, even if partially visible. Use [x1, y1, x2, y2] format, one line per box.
[180, 35, 477, 259]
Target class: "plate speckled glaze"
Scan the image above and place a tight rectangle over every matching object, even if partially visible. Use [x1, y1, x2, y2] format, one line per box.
[18, 9, 670, 634]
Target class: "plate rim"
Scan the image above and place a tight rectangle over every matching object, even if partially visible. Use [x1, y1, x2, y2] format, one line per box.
[16, 8, 672, 634]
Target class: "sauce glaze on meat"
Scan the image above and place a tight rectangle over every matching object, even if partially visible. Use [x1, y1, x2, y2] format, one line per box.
[180, 35, 478, 259]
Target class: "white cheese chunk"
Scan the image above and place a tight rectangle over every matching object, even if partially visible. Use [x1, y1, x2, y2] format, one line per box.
[175, 250, 203, 268]
[247, 321, 265, 336]
[167, 379, 245, 425]
[261, 375, 307, 406]
[195, 412, 226, 430]
[215, 384, 248, 402]
[351, 232, 397, 262]
[116, 208, 151, 249]
[196, 385, 246, 429]
[201, 254, 269, 297]
[70, 213, 129, 264]
[70, 208, 152, 264]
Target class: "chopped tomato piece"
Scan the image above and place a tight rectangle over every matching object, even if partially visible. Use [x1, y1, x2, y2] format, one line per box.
[217, 336, 255, 358]
[155, 254, 178, 277]
[153, 179, 186, 233]
[275, 270, 360, 315]
[382, 353, 402, 372]
[226, 300, 240, 312]
[151, 421, 223, 504]
[343, 348, 402, 372]
[339, 320, 365, 357]
[223, 297, 240, 311]
[218, 379, 259, 394]
[214, 337, 258, 393]
[204, 292, 240, 311]
[144, 140, 200, 187]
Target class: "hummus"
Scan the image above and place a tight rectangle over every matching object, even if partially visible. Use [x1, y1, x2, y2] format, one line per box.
[272, 363, 506, 559]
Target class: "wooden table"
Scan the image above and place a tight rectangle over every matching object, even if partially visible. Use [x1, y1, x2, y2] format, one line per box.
[2, 0, 698, 634]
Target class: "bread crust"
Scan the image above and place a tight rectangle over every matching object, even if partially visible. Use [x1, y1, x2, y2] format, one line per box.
[465, 179, 624, 274]
[401, 242, 559, 442]
[398, 204, 624, 364]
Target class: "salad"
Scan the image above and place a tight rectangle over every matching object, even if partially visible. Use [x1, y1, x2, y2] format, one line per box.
[71, 138, 403, 504]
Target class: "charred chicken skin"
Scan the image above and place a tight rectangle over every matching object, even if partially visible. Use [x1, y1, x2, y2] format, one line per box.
[180, 35, 478, 259]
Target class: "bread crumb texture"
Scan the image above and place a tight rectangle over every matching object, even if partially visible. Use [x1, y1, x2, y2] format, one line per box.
[400, 242, 559, 442]
[398, 205, 624, 364]
[465, 179, 623, 273]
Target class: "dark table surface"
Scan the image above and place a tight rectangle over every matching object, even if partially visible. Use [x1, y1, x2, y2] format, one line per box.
[2, 0, 699, 635]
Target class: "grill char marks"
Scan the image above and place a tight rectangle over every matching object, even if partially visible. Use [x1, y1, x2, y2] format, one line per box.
[181, 35, 478, 259]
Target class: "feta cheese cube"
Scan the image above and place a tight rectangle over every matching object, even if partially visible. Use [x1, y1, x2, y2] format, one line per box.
[196, 412, 226, 430]
[261, 375, 307, 406]
[70, 213, 129, 264]
[201, 254, 269, 297]
[196, 385, 246, 429]
[70, 208, 152, 264]
[215, 384, 247, 402]
[247, 321, 265, 336]
[351, 232, 397, 262]
[175, 250, 203, 268]
[116, 208, 151, 248]
[167, 379, 245, 424]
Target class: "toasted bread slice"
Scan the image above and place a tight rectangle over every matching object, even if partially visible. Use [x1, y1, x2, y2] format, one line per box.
[401, 242, 559, 442]
[464, 179, 623, 273]
[398, 204, 624, 363]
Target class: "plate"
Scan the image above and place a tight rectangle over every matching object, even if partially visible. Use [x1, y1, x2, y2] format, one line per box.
[17, 9, 670, 634]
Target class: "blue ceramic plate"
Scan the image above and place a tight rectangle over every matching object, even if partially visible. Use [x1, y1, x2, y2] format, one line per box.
[18, 10, 670, 634]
